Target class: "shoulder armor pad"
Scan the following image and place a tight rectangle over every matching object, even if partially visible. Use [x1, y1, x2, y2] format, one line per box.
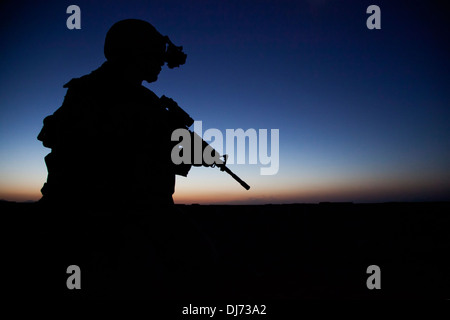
[63, 78, 81, 88]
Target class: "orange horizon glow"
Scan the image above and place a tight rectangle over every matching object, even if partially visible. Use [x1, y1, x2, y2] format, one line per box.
[2, 163, 449, 204]
[2, 178, 448, 204]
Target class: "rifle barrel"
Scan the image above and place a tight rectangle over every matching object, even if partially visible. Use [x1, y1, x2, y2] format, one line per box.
[219, 164, 251, 190]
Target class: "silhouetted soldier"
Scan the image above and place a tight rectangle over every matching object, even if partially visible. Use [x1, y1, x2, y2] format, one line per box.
[38, 19, 190, 209]
[36, 20, 217, 298]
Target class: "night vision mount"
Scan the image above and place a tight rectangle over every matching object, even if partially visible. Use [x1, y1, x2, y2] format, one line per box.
[164, 36, 187, 69]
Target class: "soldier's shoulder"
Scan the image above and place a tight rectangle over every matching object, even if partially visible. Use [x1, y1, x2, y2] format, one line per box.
[63, 74, 95, 89]
[63, 63, 110, 90]
[63, 77, 81, 89]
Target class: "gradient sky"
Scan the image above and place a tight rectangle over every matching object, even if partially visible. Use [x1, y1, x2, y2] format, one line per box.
[1, 0, 449, 204]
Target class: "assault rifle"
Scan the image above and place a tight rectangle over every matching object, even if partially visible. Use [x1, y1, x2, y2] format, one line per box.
[159, 95, 250, 190]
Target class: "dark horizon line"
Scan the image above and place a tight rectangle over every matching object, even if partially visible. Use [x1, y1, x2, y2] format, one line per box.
[1, 199, 449, 206]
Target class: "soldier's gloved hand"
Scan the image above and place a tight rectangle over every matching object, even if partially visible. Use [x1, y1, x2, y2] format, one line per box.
[191, 157, 217, 167]
[196, 146, 222, 167]
[190, 132, 221, 167]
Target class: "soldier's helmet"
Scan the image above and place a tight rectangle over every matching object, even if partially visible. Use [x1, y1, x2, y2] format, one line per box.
[104, 19, 186, 68]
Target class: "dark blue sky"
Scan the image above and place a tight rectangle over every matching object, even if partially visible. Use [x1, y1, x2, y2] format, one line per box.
[1, 0, 449, 203]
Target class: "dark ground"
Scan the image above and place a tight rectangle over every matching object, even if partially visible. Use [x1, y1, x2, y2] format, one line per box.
[2, 200, 449, 302]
